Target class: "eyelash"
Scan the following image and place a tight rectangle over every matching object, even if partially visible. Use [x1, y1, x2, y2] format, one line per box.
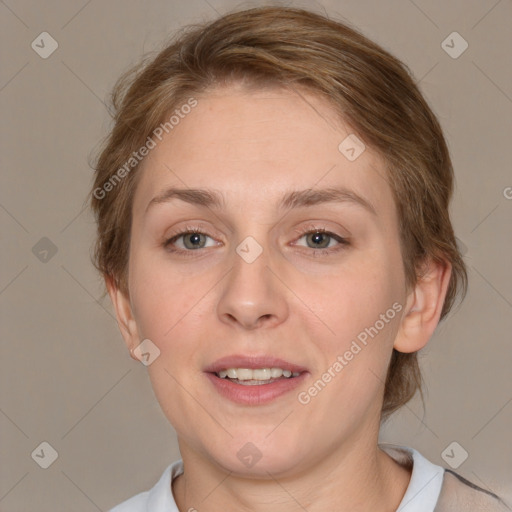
[163, 225, 349, 259]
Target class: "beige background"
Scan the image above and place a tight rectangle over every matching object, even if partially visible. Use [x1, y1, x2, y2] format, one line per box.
[1, 0, 511, 510]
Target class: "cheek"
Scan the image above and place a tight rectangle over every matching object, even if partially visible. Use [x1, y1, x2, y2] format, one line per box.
[127, 245, 195, 342]
[295, 265, 402, 421]
[128, 258, 208, 425]
[296, 256, 403, 419]
[131, 274, 201, 343]
[127, 256, 218, 412]
[303, 251, 402, 345]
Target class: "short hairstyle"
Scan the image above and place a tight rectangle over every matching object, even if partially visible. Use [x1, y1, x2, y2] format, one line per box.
[89, 6, 468, 421]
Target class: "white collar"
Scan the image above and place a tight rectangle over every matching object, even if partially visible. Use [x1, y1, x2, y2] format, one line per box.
[380, 443, 444, 511]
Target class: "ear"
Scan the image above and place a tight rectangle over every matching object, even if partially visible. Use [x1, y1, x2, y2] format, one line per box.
[393, 258, 452, 353]
[105, 275, 140, 361]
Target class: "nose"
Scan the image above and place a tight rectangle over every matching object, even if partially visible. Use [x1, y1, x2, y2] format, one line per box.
[216, 242, 289, 330]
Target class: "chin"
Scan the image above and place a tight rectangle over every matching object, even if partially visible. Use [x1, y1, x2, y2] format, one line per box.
[208, 435, 308, 478]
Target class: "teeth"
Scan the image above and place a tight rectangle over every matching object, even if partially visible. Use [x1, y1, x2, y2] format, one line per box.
[217, 367, 300, 380]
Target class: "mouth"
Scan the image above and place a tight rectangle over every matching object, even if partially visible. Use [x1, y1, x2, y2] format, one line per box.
[203, 355, 309, 405]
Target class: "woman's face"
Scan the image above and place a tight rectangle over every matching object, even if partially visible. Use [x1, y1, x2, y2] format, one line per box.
[122, 85, 412, 476]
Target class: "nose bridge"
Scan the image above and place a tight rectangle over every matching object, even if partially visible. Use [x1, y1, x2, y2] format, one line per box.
[216, 232, 288, 329]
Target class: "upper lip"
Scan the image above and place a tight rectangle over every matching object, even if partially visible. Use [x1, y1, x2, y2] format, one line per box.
[204, 355, 308, 374]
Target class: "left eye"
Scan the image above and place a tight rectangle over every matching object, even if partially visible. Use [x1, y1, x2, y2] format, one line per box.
[293, 229, 348, 252]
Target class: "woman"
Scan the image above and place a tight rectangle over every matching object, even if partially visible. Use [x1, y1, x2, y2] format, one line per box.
[90, 6, 508, 511]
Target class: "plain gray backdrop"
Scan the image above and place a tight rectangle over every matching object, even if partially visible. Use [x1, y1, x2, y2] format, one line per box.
[1, 0, 511, 510]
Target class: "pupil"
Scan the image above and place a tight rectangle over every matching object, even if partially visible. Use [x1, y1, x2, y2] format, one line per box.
[310, 232, 328, 248]
[187, 233, 203, 248]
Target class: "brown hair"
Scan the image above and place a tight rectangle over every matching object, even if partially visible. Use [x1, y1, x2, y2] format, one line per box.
[89, 6, 468, 421]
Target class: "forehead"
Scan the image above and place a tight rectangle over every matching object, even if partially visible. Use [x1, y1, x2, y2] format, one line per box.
[132, 85, 395, 222]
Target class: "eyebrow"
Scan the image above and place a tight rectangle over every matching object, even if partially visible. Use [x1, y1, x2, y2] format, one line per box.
[145, 186, 377, 216]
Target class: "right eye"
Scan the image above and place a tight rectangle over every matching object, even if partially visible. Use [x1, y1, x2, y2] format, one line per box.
[164, 227, 218, 255]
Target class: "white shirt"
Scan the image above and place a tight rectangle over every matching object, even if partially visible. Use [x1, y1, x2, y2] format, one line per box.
[109, 444, 508, 511]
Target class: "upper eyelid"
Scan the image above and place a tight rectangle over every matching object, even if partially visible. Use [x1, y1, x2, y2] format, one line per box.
[167, 225, 343, 238]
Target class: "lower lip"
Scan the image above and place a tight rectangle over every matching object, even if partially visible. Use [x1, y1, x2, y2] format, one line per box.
[205, 372, 308, 405]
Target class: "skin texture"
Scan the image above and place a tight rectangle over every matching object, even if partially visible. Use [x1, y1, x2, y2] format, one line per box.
[108, 84, 452, 512]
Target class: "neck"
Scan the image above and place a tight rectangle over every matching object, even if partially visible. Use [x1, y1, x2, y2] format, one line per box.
[172, 429, 411, 512]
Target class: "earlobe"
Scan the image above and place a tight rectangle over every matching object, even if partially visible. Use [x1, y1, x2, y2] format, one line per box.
[393, 258, 452, 354]
[105, 275, 140, 360]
